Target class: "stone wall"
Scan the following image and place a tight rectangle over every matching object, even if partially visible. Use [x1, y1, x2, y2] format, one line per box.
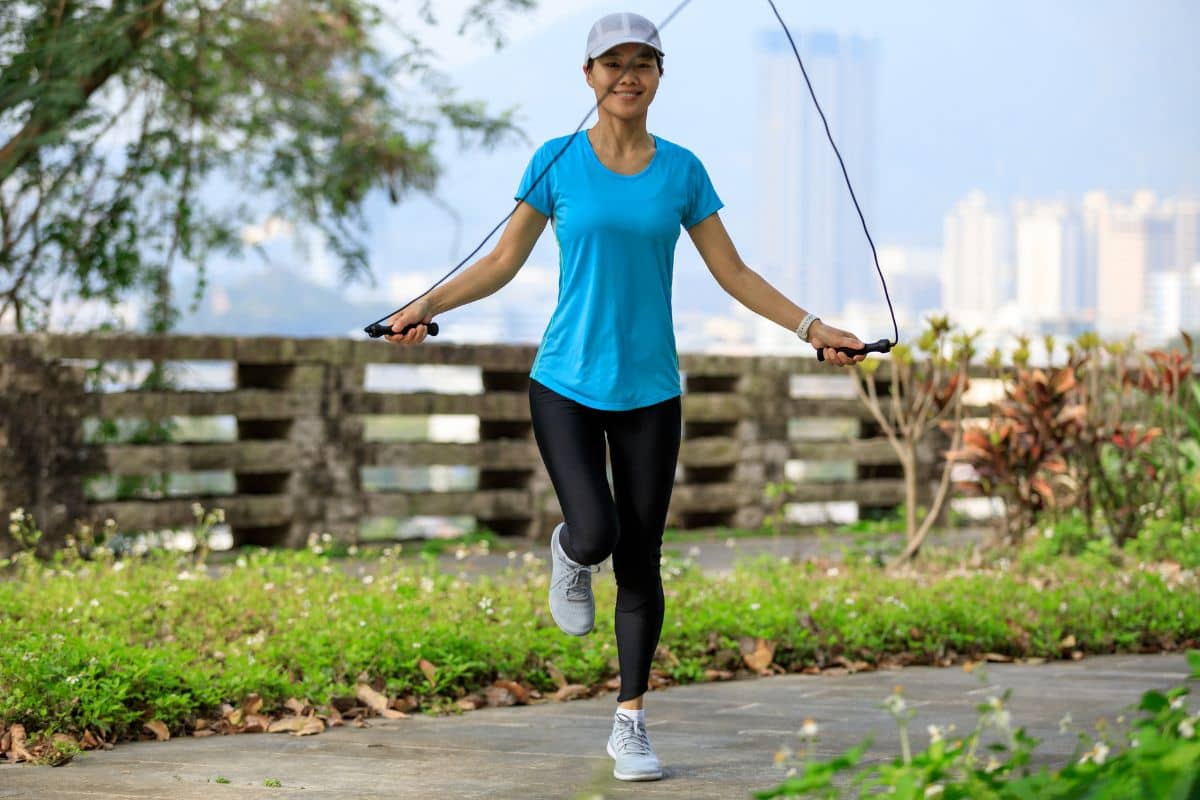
[0, 334, 963, 551]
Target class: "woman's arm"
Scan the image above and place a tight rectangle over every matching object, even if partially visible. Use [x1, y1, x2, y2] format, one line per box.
[686, 211, 866, 365]
[386, 201, 549, 345]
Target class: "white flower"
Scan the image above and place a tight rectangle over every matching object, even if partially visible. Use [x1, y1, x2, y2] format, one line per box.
[844, 596, 855, 605]
[924, 785, 945, 798]
[1079, 742, 1110, 765]
[412, 642, 421, 648]
[750, 603, 761, 611]
[985, 756, 1002, 773]
[826, 567, 839, 577]
[9, 508, 25, 522]
[800, 718, 819, 738]
[883, 692, 907, 716]
[927, 724, 944, 744]
[420, 577, 435, 593]
[1180, 718, 1196, 739]
[1169, 696, 1185, 710]
[89, 599, 100, 608]
[478, 597, 493, 612]
[191, 502, 204, 517]
[1058, 713, 1073, 734]
[724, 537, 737, 549]
[1043, 527, 1054, 539]
[362, 575, 375, 586]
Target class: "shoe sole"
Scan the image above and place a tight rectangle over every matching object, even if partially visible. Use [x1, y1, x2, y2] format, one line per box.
[549, 525, 594, 636]
[606, 740, 663, 781]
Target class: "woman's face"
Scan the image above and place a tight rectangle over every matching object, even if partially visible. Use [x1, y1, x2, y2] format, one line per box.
[584, 42, 661, 121]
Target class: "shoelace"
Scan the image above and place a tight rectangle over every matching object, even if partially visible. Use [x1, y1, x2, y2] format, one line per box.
[613, 717, 653, 756]
[557, 559, 600, 601]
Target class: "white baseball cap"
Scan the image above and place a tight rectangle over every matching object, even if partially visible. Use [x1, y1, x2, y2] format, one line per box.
[585, 12, 664, 62]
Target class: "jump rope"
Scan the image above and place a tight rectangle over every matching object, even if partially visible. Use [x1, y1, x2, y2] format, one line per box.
[363, 0, 899, 363]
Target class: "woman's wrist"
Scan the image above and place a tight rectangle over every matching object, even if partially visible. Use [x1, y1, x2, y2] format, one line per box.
[795, 312, 820, 343]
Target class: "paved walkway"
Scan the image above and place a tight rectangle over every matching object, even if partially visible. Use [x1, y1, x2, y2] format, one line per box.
[1, 653, 1191, 799]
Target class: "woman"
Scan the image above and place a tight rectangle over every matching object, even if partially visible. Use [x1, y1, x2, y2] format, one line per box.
[386, 11, 867, 782]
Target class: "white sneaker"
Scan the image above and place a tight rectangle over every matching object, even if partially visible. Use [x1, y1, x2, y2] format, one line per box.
[548, 523, 598, 636]
[606, 712, 663, 781]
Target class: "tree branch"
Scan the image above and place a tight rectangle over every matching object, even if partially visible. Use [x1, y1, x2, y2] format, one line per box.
[0, 0, 165, 184]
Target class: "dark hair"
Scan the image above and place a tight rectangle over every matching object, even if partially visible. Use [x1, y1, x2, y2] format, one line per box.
[586, 51, 664, 75]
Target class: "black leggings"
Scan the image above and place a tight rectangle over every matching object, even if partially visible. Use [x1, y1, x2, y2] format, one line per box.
[528, 379, 681, 703]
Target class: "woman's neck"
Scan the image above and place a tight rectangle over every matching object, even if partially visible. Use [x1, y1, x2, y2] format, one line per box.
[588, 113, 653, 156]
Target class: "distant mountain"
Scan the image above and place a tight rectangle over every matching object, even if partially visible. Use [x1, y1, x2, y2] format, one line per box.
[176, 268, 377, 338]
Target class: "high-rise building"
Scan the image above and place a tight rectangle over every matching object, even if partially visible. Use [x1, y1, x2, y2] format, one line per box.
[941, 191, 1011, 322]
[1013, 200, 1082, 320]
[754, 29, 879, 351]
[1092, 191, 1175, 335]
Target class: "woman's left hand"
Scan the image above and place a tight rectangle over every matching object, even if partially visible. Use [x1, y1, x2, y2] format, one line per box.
[808, 321, 867, 366]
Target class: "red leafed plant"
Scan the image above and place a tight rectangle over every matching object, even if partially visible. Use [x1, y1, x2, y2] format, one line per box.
[946, 360, 1088, 546]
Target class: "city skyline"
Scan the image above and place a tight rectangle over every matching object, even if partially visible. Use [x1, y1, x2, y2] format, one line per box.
[102, 1, 1200, 349]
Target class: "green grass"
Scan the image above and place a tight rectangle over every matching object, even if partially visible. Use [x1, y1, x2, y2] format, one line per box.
[1, 544, 1197, 745]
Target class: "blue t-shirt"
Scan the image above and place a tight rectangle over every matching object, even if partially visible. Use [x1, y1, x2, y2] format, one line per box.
[515, 132, 723, 411]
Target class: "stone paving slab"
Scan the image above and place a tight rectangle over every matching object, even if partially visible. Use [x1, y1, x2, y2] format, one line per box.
[1, 653, 1191, 799]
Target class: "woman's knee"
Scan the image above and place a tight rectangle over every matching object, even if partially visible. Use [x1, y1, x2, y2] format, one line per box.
[562, 518, 618, 565]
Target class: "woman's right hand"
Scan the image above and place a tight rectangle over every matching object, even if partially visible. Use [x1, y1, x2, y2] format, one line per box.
[384, 299, 435, 345]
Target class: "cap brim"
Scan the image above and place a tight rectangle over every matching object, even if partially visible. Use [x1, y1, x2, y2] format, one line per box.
[587, 37, 665, 60]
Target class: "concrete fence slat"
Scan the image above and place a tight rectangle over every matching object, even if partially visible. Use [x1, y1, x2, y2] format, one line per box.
[86, 494, 293, 529]
[93, 390, 322, 420]
[89, 442, 297, 475]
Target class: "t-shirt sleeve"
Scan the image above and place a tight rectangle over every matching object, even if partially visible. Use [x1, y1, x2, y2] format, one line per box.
[514, 141, 556, 217]
[682, 153, 724, 229]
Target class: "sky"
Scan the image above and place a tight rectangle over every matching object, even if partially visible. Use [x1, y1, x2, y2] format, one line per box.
[183, 0, 1200, 335]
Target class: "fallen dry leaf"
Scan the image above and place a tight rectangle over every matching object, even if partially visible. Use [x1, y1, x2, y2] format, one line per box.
[284, 697, 308, 716]
[295, 717, 326, 736]
[742, 638, 776, 672]
[1060, 634, 1076, 650]
[81, 730, 102, 750]
[984, 652, 1014, 663]
[143, 720, 170, 742]
[485, 685, 516, 708]
[241, 693, 264, 715]
[553, 684, 589, 702]
[492, 679, 530, 704]
[356, 683, 390, 714]
[241, 713, 271, 734]
[390, 695, 419, 713]
[418, 659, 438, 687]
[267, 717, 310, 734]
[704, 668, 734, 681]
[379, 709, 409, 720]
[192, 730, 216, 738]
[456, 695, 484, 711]
[6, 724, 33, 763]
